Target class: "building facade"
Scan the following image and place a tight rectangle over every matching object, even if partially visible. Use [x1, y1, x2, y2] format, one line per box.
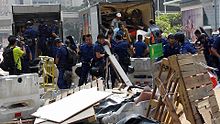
[180, 0, 219, 40]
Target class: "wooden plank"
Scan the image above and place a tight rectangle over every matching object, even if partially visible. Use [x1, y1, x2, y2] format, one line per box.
[177, 54, 193, 60]
[183, 74, 212, 89]
[209, 96, 219, 108]
[211, 105, 219, 114]
[180, 64, 207, 77]
[161, 58, 170, 67]
[155, 78, 181, 124]
[32, 88, 111, 123]
[212, 111, 220, 118]
[195, 118, 203, 124]
[178, 58, 193, 66]
[188, 84, 213, 102]
[104, 45, 133, 86]
[193, 54, 206, 64]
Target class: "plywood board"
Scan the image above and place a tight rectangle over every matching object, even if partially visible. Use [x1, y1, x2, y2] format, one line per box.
[61, 107, 95, 124]
[32, 88, 111, 123]
[103, 45, 133, 86]
[34, 107, 95, 124]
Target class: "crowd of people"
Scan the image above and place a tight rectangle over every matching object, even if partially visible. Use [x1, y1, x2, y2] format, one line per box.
[1, 15, 220, 90]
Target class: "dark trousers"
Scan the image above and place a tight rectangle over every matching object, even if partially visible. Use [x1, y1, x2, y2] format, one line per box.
[9, 68, 21, 75]
[57, 68, 70, 89]
[30, 45, 36, 60]
[110, 64, 117, 88]
[78, 63, 91, 86]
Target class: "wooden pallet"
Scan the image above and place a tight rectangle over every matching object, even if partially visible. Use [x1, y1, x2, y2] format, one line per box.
[146, 54, 220, 124]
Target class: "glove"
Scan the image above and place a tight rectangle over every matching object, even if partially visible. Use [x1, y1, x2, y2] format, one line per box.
[104, 53, 109, 58]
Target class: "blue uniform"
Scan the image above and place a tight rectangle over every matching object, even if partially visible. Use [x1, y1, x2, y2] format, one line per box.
[115, 40, 130, 73]
[22, 45, 32, 73]
[93, 41, 105, 64]
[50, 24, 59, 38]
[212, 37, 220, 78]
[93, 41, 106, 78]
[38, 24, 50, 55]
[110, 39, 117, 53]
[133, 41, 147, 58]
[78, 43, 94, 86]
[179, 40, 197, 54]
[56, 45, 70, 89]
[163, 43, 180, 58]
[23, 26, 38, 60]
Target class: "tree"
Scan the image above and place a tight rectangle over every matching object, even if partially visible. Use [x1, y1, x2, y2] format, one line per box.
[156, 13, 182, 36]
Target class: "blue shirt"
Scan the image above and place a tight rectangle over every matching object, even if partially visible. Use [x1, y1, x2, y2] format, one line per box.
[79, 43, 94, 63]
[38, 24, 50, 38]
[23, 26, 38, 39]
[93, 41, 105, 61]
[115, 40, 130, 59]
[133, 41, 147, 58]
[24, 45, 31, 61]
[180, 40, 197, 54]
[56, 45, 67, 68]
[163, 43, 180, 57]
[213, 36, 220, 54]
[110, 39, 117, 53]
[51, 25, 59, 34]
[156, 38, 167, 45]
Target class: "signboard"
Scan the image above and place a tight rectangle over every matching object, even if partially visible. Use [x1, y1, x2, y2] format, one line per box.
[149, 43, 163, 60]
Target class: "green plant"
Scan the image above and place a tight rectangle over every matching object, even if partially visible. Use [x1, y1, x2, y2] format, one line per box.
[156, 13, 182, 36]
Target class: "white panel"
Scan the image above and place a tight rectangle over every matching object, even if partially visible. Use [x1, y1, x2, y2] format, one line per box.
[90, 6, 99, 43]
[32, 88, 111, 123]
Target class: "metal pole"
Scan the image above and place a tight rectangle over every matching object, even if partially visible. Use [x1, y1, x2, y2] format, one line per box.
[157, 0, 160, 17]
[214, 0, 218, 30]
[164, 0, 166, 14]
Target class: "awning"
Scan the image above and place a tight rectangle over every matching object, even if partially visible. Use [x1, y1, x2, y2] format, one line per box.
[163, 0, 181, 7]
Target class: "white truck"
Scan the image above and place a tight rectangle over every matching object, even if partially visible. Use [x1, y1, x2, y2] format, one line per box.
[12, 4, 63, 40]
[79, 0, 155, 42]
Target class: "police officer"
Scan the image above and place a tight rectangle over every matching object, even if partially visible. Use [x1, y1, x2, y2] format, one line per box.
[211, 36, 220, 78]
[163, 34, 180, 58]
[17, 37, 32, 73]
[92, 34, 108, 78]
[114, 34, 131, 73]
[38, 20, 50, 56]
[54, 38, 70, 89]
[50, 20, 59, 39]
[78, 34, 94, 86]
[66, 35, 77, 52]
[133, 35, 148, 58]
[23, 21, 38, 60]
[174, 32, 197, 54]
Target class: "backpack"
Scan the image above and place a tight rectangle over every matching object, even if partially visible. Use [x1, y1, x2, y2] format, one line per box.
[66, 47, 77, 67]
[0, 46, 16, 71]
